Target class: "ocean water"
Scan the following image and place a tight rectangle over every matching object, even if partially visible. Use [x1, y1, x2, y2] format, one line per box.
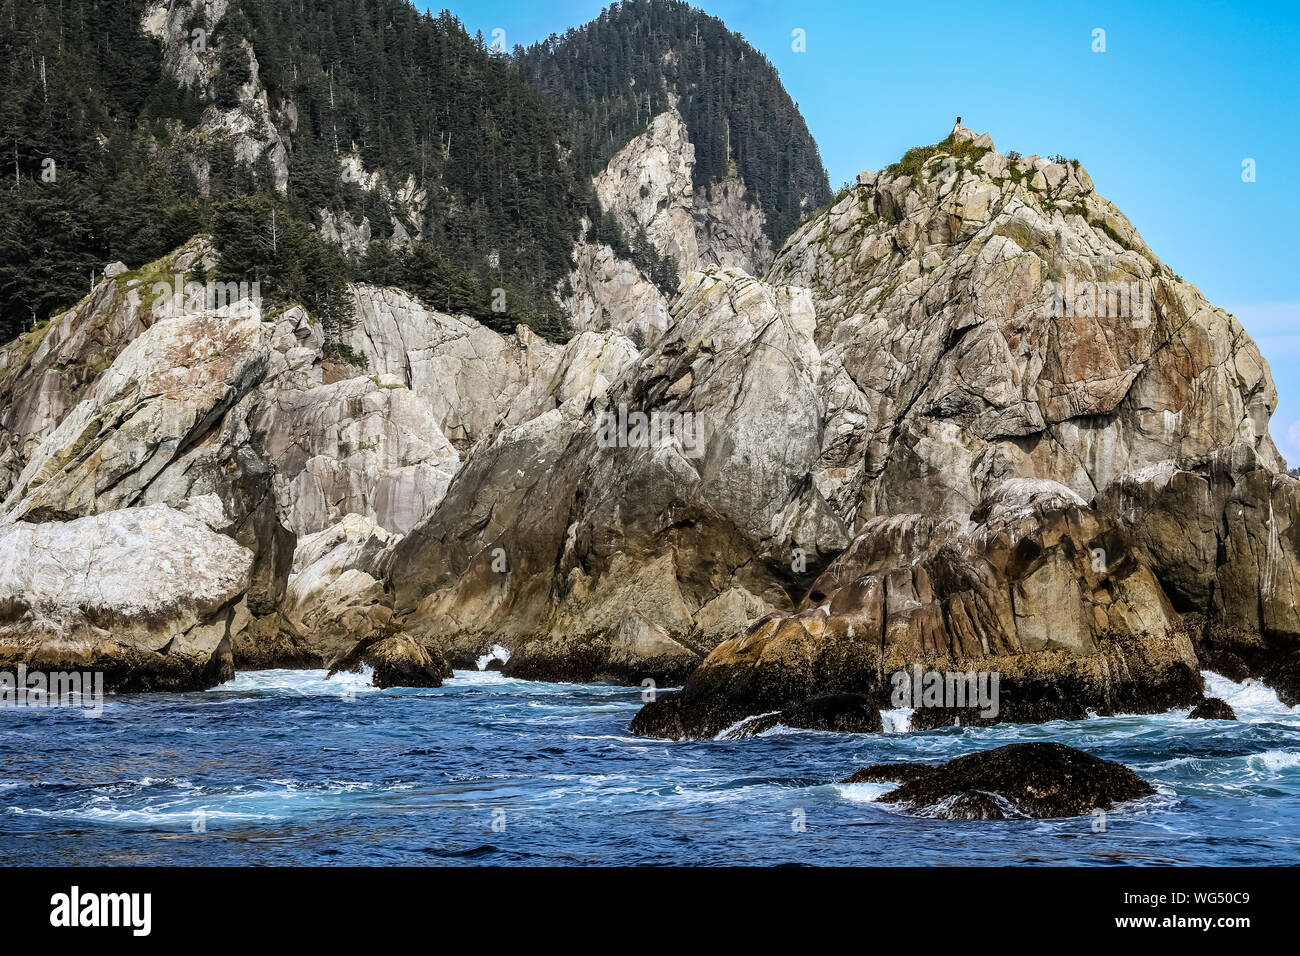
[1, 669, 1297, 866]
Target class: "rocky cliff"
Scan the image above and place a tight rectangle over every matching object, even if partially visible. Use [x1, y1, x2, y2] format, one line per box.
[142, 0, 289, 194]
[766, 123, 1279, 518]
[4, 121, 1297, 725]
[393, 121, 1300, 724]
[0, 243, 637, 686]
[628, 122, 1300, 733]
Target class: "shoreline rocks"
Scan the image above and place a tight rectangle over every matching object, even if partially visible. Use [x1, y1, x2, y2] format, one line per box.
[841, 742, 1156, 819]
[2, 122, 1299, 706]
[0, 505, 250, 691]
[631, 481, 1202, 739]
[326, 632, 452, 689]
[720, 693, 883, 739]
[1188, 697, 1237, 720]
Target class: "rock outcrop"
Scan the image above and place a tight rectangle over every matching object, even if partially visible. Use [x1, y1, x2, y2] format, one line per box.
[630, 480, 1201, 739]
[389, 123, 1299, 713]
[143, 0, 289, 193]
[563, 108, 775, 344]
[0, 504, 249, 690]
[1097, 443, 1300, 705]
[0, 240, 213, 499]
[839, 742, 1156, 819]
[326, 633, 451, 689]
[342, 285, 560, 453]
[1188, 697, 1237, 720]
[3, 303, 268, 522]
[0, 241, 596, 675]
[594, 110, 702, 278]
[620, 122, 1299, 734]
[4, 119, 1297, 719]
[272, 514, 400, 667]
[767, 122, 1279, 522]
[563, 234, 671, 347]
[2, 289, 296, 627]
[694, 177, 773, 273]
[720, 693, 883, 739]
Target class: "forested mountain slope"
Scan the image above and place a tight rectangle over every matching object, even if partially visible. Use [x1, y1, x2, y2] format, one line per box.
[520, 0, 832, 249]
[0, 0, 832, 348]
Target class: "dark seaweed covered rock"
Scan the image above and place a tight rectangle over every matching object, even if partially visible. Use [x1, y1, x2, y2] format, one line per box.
[723, 693, 882, 739]
[845, 742, 1155, 819]
[1187, 697, 1237, 720]
[841, 763, 938, 785]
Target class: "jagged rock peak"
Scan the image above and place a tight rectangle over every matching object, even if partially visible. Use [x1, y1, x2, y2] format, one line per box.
[767, 120, 1281, 522]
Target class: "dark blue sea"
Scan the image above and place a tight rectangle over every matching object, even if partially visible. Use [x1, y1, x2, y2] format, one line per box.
[2, 667, 1297, 865]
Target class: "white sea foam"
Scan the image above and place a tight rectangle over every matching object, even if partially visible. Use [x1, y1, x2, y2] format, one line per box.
[714, 711, 781, 740]
[475, 644, 511, 670]
[5, 778, 417, 825]
[1245, 750, 1300, 773]
[210, 667, 379, 696]
[880, 707, 914, 733]
[835, 782, 900, 804]
[1201, 671, 1299, 721]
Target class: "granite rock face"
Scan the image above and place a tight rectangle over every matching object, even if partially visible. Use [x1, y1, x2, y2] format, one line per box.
[767, 122, 1279, 523]
[143, 0, 289, 193]
[2, 303, 269, 522]
[0, 505, 250, 690]
[388, 267, 847, 681]
[0, 239, 214, 501]
[593, 110, 702, 278]
[4, 120, 1297, 715]
[392, 125, 1298, 709]
[274, 514, 401, 667]
[1096, 443, 1300, 705]
[0, 255, 584, 676]
[341, 285, 559, 453]
[614, 123, 1298, 734]
[1, 290, 295, 627]
[563, 108, 774, 344]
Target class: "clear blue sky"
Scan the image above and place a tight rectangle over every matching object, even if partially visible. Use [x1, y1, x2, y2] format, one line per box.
[432, 0, 1300, 464]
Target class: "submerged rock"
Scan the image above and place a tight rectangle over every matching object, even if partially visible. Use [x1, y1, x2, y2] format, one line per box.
[1188, 697, 1237, 720]
[844, 742, 1155, 820]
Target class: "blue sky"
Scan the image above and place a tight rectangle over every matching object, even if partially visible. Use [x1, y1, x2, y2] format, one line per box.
[434, 0, 1300, 464]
